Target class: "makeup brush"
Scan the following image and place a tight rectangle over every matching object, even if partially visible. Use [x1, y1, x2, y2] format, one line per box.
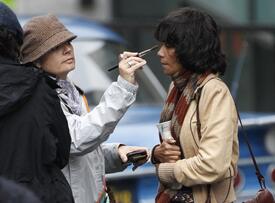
[107, 45, 159, 72]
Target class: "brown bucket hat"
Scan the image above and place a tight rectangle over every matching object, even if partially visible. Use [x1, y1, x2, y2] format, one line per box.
[21, 14, 77, 64]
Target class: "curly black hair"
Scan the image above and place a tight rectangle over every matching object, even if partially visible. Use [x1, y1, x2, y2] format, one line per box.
[0, 26, 22, 61]
[155, 7, 226, 75]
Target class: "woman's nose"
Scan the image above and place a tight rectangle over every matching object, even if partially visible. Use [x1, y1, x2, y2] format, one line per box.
[63, 43, 72, 54]
[157, 46, 163, 57]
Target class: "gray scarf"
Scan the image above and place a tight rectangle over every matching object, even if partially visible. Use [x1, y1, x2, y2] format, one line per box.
[57, 79, 82, 116]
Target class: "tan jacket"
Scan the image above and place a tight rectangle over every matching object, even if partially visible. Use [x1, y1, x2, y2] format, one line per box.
[157, 74, 239, 203]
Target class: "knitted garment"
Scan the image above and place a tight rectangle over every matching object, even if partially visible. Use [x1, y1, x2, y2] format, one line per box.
[21, 14, 76, 64]
[158, 70, 209, 202]
[160, 71, 208, 141]
[57, 79, 82, 116]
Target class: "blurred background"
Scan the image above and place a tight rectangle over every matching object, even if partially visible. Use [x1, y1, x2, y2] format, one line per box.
[4, 0, 275, 112]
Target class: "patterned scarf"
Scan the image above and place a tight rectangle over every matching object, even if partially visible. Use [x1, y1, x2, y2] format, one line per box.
[160, 70, 208, 143]
[158, 70, 209, 203]
[57, 79, 82, 116]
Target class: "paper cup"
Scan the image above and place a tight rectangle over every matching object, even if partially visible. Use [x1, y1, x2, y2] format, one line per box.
[156, 120, 174, 141]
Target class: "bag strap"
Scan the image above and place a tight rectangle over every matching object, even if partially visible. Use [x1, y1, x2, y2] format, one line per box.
[196, 88, 203, 140]
[196, 77, 266, 190]
[235, 107, 266, 189]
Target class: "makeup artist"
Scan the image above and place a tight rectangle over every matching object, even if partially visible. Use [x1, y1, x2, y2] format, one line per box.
[21, 14, 150, 203]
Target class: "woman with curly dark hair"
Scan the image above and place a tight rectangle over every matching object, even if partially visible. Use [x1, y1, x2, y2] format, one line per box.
[151, 7, 239, 203]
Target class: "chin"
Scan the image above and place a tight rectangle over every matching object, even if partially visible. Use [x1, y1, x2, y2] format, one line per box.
[68, 64, 75, 71]
[163, 69, 171, 76]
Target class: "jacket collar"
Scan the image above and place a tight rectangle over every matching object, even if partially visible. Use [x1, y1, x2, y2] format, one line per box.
[194, 73, 218, 95]
[167, 73, 219, 97]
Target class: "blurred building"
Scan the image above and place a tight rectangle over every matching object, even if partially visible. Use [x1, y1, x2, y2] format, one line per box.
[14, 0, 113, 21]
[9, 0, 275, 112]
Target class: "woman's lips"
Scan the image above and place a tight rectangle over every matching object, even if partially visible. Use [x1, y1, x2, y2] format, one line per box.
[64, 58, 74, 63]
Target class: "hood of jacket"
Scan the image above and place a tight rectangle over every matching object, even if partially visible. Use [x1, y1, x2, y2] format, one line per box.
[0, 56, 42, 117]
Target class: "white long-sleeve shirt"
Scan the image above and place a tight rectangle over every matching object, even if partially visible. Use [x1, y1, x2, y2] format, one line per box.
[59, 76, 138, 203]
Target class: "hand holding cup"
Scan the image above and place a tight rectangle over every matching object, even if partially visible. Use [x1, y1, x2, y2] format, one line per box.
[156, 120, 175, 143]
[154, 120, 181, 163]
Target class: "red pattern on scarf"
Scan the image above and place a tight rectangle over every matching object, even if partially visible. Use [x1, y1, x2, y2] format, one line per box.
[160, 71, 209, 144]
[157, 71, 211, 203]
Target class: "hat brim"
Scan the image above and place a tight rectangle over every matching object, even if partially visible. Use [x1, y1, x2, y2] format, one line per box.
[22, 30, 77, 64]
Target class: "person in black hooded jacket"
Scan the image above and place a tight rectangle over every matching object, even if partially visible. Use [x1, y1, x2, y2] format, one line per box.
[0, 177, 41, 203]
[0, 3, 74, 203]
